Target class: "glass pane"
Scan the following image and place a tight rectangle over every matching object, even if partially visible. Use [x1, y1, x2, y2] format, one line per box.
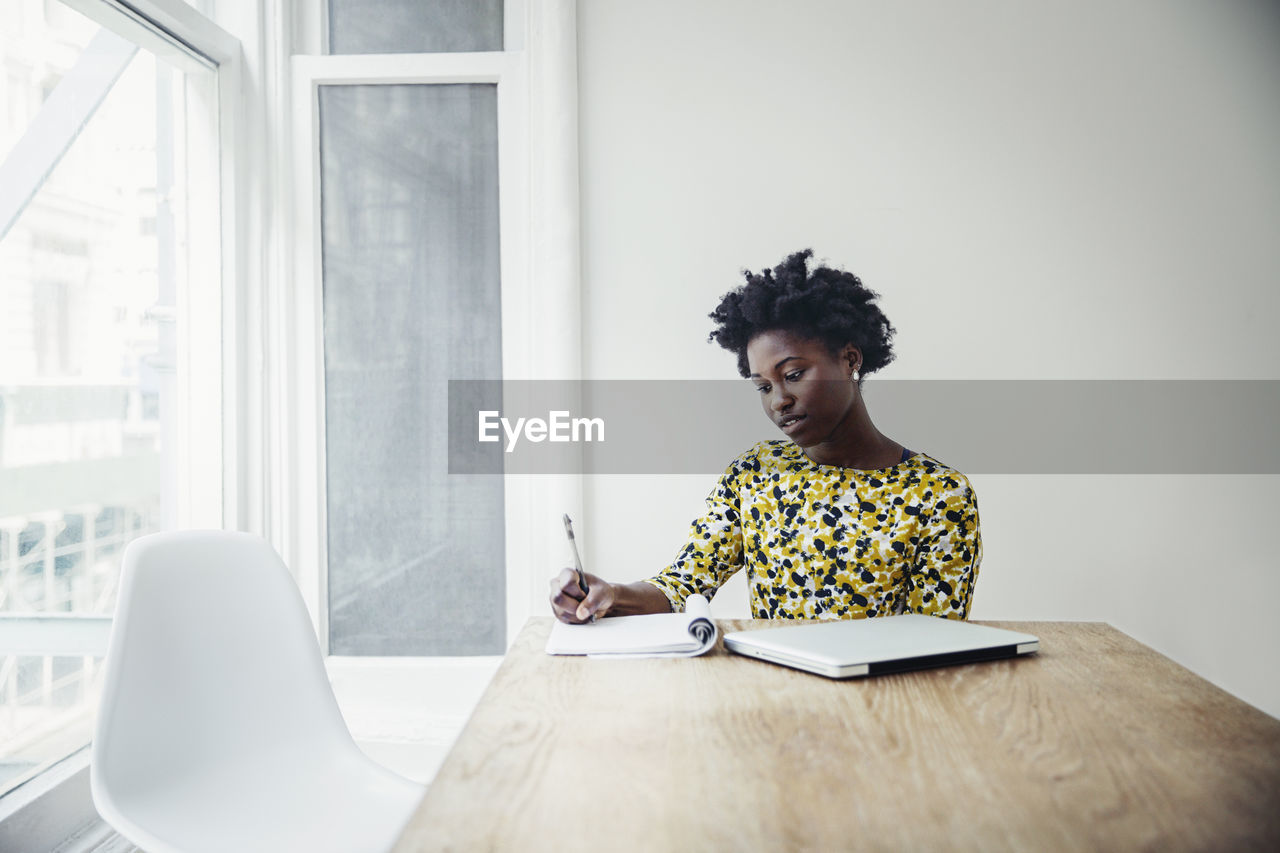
[0, 2, 217, 795]
[0, 655, 102, 793]
[319, 84, 505, 656]
[1, 30, 169, 614]
[327, 0, 503, 54]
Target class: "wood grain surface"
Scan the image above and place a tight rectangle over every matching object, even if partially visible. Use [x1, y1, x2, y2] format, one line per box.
[393, 620, 1280, 852]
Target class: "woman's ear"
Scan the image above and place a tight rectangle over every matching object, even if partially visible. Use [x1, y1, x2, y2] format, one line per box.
[842, 345, 863, 377]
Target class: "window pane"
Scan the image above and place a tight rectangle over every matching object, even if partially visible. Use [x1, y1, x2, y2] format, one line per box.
[319, 84, 505, 656]
[0, 2, 218, 795]
[0, 655, 102, 793]
[327, 0, 503, 54]
[1, 38, 169, 612]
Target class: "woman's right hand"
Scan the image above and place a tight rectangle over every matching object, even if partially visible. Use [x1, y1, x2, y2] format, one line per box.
[549, 568, 617, 623]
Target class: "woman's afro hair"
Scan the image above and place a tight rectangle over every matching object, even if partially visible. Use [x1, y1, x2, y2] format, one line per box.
[708, 249, 896, 379]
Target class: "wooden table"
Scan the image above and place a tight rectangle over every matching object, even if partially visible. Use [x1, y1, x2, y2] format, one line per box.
[393, 619, 1280, 852]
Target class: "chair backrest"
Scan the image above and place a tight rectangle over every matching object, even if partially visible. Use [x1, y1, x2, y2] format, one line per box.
[92, 530, 359, 799]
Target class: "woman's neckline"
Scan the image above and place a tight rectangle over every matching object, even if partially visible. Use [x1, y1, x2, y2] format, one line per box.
[779, 441, 921, 473]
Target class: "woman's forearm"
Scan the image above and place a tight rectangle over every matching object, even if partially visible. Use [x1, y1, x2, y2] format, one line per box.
[609, 581, 674, 616]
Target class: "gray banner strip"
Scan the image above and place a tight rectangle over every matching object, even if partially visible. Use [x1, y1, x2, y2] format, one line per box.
[447, 380, 1280, 474]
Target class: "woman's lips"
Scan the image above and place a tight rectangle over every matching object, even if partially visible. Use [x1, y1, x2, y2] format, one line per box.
[779, 414, 807, 434]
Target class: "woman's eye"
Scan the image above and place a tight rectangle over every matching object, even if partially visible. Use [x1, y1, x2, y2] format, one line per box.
[755, 385, 770, 394]
[785, 370, 804, 382]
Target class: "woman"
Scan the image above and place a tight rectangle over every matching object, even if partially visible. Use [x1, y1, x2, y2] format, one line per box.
[550, 249, 981, 623]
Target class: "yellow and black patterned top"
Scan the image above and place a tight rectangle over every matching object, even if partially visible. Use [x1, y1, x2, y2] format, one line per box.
[644, 440, 982, 620]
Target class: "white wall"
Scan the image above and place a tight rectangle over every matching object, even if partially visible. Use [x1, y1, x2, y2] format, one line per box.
[575, 0, 1280, 716]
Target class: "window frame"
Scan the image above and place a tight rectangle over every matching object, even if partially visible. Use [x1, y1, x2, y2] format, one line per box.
[55, 0, 240, 528]
[290, 50, 525, 656]
[290, 0, 583, 663]
[0, 0, 244, 837]
[285, 1, 584, 753]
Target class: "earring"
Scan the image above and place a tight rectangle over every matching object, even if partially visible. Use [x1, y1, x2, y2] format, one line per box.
[851, 370, 860, 383]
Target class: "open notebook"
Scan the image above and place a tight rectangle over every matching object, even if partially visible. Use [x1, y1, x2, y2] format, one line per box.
[545, 594, 718, 658]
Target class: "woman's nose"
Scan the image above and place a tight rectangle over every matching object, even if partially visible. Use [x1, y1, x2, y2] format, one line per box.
[769, 389, 794, 412]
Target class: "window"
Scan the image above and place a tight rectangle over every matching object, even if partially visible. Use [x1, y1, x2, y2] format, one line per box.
[0, 0, 230, 797]
[292, 12, 536, 662]
[326, 0, 503, 54]
[317, 81, 507, 655]
[288, 0, 582, 779]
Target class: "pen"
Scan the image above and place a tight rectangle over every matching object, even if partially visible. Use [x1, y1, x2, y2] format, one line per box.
[562, 513, 594, 621]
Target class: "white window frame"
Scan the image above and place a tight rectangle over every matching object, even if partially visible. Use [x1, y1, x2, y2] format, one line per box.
[0, 0, 237, 684]
[290, 0, 582, 645]
[290, 49, 530, 654]
[62, 0, 236, 531]
[0, 0, 244, 843]
[286, 0, 583, 753]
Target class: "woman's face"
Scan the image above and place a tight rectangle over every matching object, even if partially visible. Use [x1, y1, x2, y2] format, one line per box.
[746, 330, 861, 448]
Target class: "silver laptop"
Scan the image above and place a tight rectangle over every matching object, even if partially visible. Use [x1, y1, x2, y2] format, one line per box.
[723, 615, 1039, 679]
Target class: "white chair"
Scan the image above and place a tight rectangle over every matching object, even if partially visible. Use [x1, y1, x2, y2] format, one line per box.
[91, 530, 424, 853]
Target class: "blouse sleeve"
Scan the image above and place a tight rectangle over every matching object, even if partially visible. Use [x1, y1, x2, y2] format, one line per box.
[905, 473, 982, 619]
[642, 456, 747, 613]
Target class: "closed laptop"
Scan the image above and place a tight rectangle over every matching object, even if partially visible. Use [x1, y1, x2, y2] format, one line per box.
[723, 614, 1039, 679]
